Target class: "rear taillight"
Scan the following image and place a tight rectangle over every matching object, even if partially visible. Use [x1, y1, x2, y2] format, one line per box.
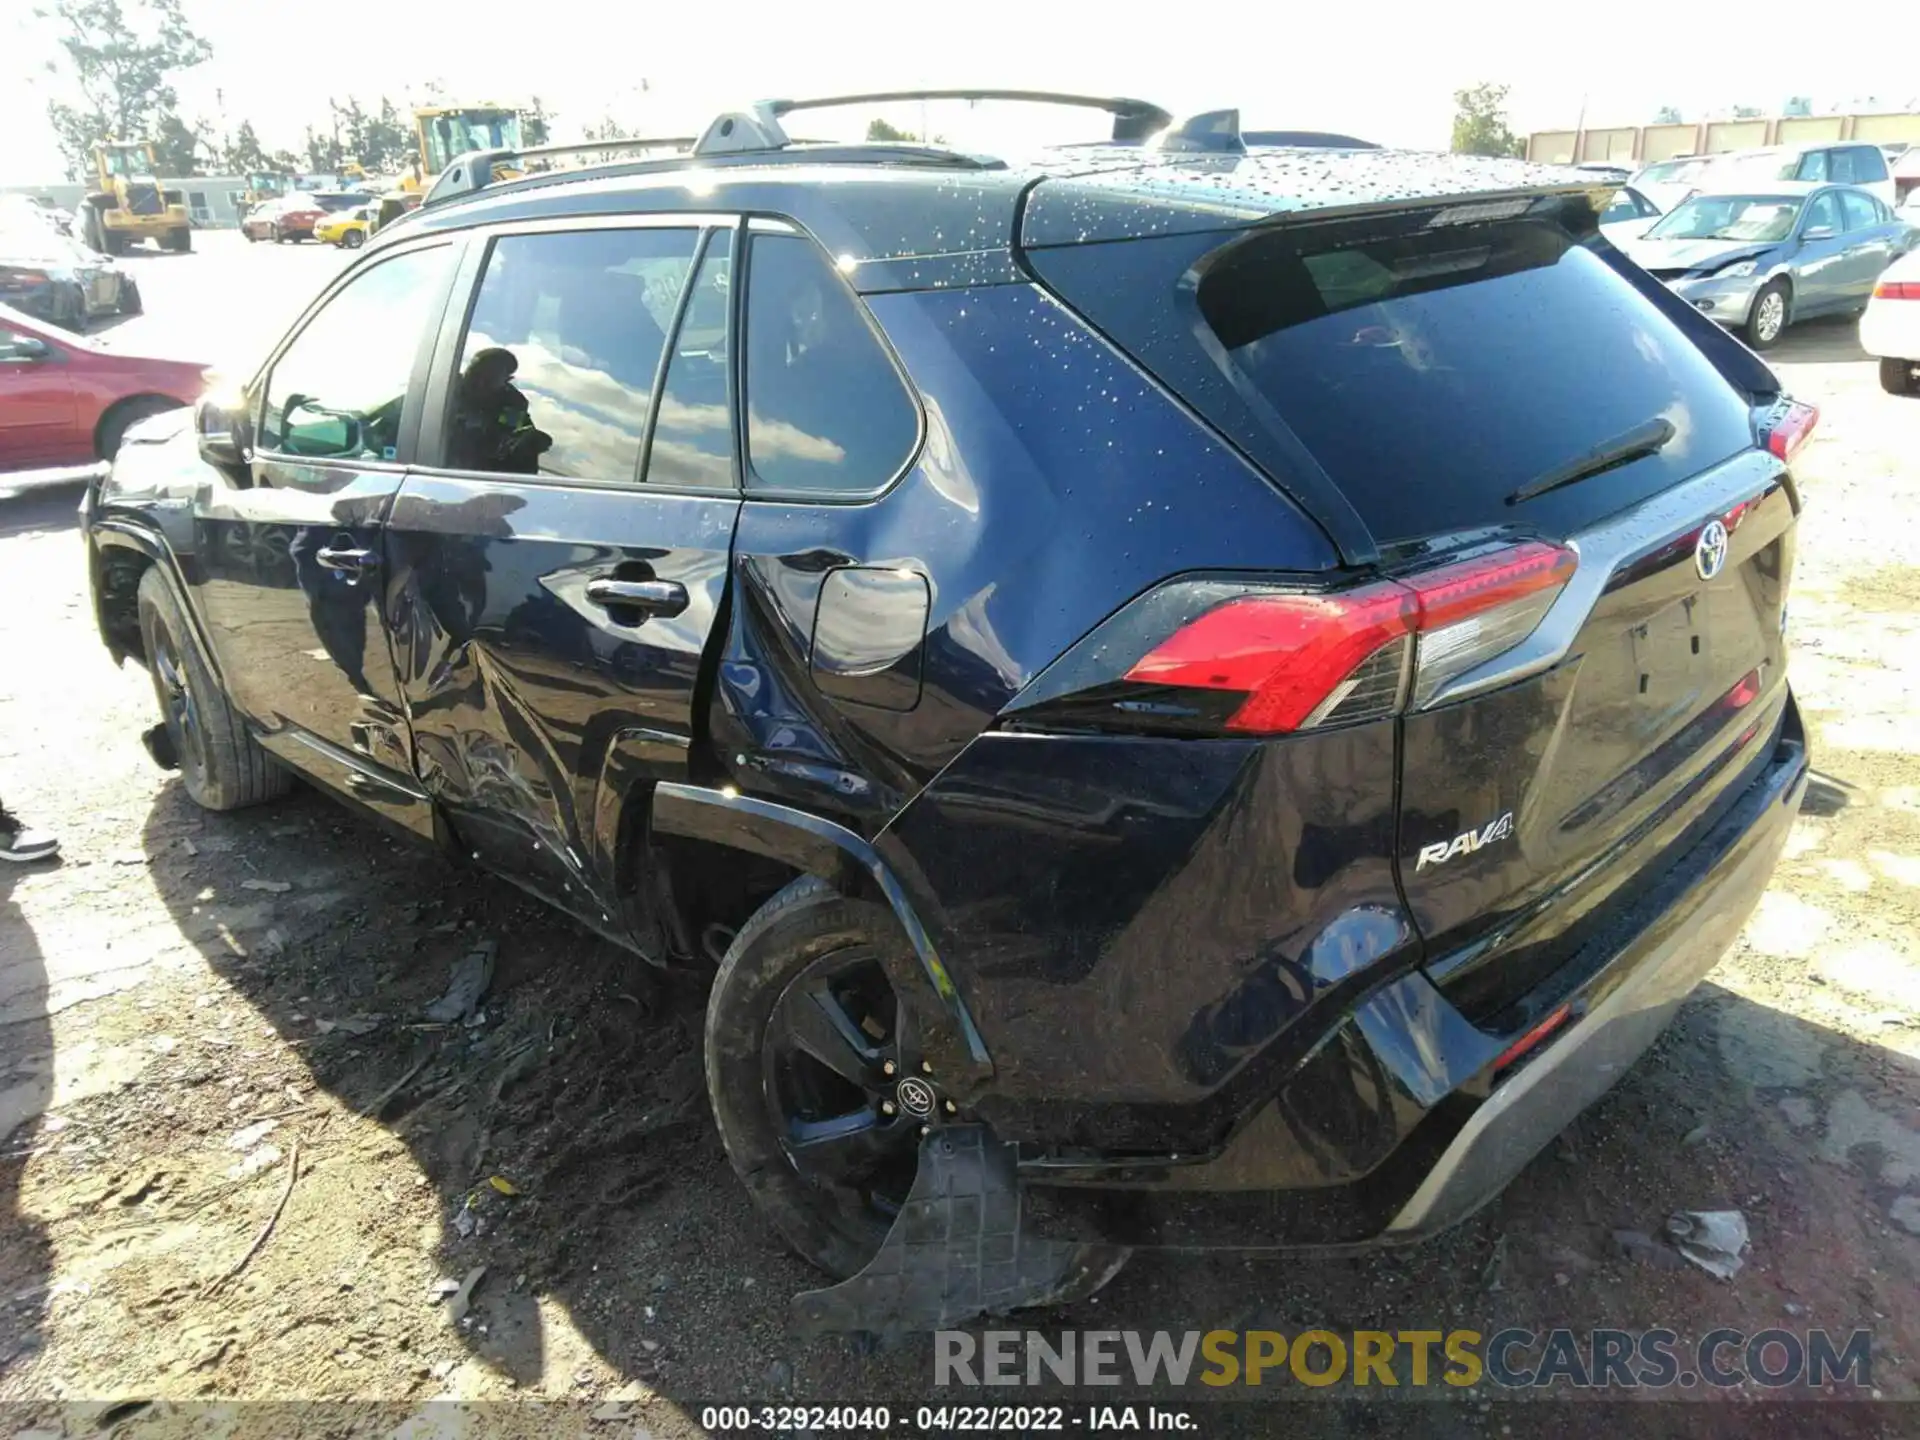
[1874, 281, 1920, 301]
[1109, 540, 1577, 736]
[1763, 400, 1819, 463]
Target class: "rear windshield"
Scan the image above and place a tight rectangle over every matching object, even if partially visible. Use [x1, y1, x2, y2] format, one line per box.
[1193, 213, 1756, 542]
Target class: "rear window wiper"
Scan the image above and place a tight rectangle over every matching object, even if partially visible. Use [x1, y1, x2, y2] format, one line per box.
[1506, 417, 1676, 506]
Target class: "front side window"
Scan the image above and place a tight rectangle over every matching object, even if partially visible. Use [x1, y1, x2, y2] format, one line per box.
[260, 244, 454, 460]
[1795, 151, 1830, 182]
[1804, 192, 1843, 235]
[743, 233, 918, 494]
[449, 226, 698, 481]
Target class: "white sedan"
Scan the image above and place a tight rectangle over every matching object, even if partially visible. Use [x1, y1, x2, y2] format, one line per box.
[1861, 246, 1920, 395]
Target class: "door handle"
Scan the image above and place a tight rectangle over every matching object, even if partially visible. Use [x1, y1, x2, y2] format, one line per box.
[584, 577, 689, 619]
[315, 545, 379, 575]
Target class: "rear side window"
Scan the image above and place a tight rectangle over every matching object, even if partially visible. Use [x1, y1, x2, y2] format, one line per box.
[1838, 146, 1888, 183]
[743, 233, 918, 494]
[646, 229, 734, 488]
[1193, 214, 1756, 541]
[1840, 190, 1880, 231]
[451, 226, 699, 481]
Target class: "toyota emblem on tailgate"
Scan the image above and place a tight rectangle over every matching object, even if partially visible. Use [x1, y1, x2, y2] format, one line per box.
[1695, 520, 1729, 581]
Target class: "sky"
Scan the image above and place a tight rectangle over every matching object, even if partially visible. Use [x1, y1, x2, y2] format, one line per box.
[3, 0, 1917, 185]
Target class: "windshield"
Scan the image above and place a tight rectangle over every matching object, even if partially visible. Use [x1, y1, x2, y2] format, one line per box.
[421, 112, 523, 174]
[1644, 193, 1801, 242]
[1636, 158, 1706, 185]
[1717, 152, 1801, 183]
[101, 147, 150, 177]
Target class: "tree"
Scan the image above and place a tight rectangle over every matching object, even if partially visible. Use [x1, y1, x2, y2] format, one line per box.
[303, 124, 343, 173]
[151, 110, 205, 173]
[327, 96, 413, 172]
[866, 117, 917, 142]
[1450, 83, 1525, 158]
[222, 118, 269, 174]
[38, 0, 212, 179]
[523, 96, 551, 148]
[1654, 105, 1683, 125]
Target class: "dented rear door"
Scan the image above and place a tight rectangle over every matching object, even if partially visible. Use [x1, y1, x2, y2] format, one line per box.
[384, 217, 741, 940]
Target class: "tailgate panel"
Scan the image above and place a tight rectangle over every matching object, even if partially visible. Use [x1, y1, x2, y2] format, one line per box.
[1399, 465, 1796, 1023]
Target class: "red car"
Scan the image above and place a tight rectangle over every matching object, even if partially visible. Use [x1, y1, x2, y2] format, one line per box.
[0, 303, 207, 473]
[241, 194, 328, 244]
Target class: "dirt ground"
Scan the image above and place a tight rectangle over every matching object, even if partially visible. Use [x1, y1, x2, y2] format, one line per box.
[1, 239, 1918, 1436]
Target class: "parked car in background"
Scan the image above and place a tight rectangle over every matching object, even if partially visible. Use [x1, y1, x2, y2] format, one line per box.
[0, 303, 206, 471]
[241, 194, 327, 243]
[1894, 149, 1920, 207]
[1861, 247, 1920, 395]
[0, 222, 140, 330]
[1629, 154, 1711, 212]
[1598, 183, 1662, 243]
[80, 99, 1814, 1321]
[1619, 182, 1916, 348]
[1702, 143, 1896, 207]
[314, 204, 374, 249]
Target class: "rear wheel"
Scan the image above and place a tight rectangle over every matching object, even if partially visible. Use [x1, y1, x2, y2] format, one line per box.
[1744, 280, 1789, 350]
[164, 227, 191, 253]
[342, 229, 365, 250]
[1882, 356, 1919, 395]
[706, 878, 924, 1279]
[135, 568, 291, 812]
[271, 224, 284, 244]
[116, 279, 143, 316]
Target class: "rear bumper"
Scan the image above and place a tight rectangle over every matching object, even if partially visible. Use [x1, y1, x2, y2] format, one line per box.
[1860, 299, 1920, 362]
[1387, 702, 1805, 1237]
[1021, 696, 1807, 1250]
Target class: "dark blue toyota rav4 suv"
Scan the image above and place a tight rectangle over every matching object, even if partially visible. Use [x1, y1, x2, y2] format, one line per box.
[82, 92, 1813, 1329]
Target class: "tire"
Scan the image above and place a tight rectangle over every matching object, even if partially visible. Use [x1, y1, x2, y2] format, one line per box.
[135, 567, 291, 812]
[117, 280, 142, 317]
[342, 229, 365, 249]
[1743, 280, 1790, 350]
[705, 875, 1130, 1302]
[245, 228, 259, 243]
[96, 395, 180, 459]
[166, 227, 191, 253]
[103, 229, 129, 257]
[1881, 356, 1919, 396]
[271, 224, 284, 244]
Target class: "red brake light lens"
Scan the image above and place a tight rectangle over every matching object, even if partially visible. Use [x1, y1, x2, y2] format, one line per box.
[1765, 401, 1819, 463]
[1874, 281, 1920, 301]
[1121, 540, 1576, 735]
[1124, 584, 1414, 734]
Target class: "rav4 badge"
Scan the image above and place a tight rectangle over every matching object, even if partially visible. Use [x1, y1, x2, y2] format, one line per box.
[1415, 812, 1516, 872]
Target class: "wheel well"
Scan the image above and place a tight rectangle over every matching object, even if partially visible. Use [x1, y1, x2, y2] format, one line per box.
[633, 825, 801, 967]
[94, 395, 182, 459]
[95, 543, 154, 664]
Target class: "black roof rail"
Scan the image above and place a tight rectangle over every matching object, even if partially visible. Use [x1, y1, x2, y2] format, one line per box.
[694, 90, 1174, 154]
[421, 135, 697, 208]
[414, 91, 1226, 212]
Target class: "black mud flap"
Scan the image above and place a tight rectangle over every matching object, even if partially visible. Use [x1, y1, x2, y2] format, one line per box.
[790, 1126, 1129, 1340]
[141, 722, 179, 771]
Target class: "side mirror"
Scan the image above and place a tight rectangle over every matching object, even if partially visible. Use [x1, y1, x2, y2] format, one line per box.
[196, 394, 248, 470]
[1803, 224, 1836, 241]
[2, 336, 51, 362]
